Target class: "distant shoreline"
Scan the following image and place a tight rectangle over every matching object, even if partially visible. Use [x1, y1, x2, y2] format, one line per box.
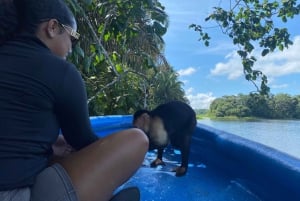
[196, 115, 299, 121]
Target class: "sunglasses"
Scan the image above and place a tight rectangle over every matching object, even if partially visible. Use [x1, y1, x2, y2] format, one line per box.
[59, 22, 80, 47]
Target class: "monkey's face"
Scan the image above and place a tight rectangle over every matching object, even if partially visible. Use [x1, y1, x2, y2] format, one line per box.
[147, 117, 169, 150]
[133, 113, 151, 133]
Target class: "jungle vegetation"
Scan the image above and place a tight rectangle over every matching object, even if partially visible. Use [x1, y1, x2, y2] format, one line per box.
[65, 0, 300, 115]
[209, 93, 300, 119]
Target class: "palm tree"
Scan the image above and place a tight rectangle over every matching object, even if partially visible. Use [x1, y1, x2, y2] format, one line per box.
[148, 66, 188, 109]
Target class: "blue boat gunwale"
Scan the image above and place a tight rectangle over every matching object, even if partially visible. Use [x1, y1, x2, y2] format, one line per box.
[90, 115, 300, 200]
[193, 124, 300, 200]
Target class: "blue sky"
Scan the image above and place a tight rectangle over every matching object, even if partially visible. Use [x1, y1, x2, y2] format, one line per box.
[159, 0, 300, 109]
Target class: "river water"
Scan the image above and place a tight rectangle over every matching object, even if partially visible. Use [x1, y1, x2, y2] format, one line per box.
[198, 118, 300, 159]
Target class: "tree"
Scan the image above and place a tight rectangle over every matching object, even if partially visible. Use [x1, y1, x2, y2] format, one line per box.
[209, 95, 251, 117]
[268, 93, 298, 118]
[246, 93, 270, 118]
[295, 95, 300, 118]
[149, 66, 188, 109]
[64, 0, 187, 114]
[209, 98, 227, 117]
[209, 93, 300, 119]
[190, 0, 300, 95]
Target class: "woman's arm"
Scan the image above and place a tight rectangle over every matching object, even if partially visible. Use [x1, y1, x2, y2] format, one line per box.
[54, 64, 98, 150]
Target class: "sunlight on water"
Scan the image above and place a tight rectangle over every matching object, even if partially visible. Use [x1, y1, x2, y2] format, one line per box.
[198, 119, 300, 159]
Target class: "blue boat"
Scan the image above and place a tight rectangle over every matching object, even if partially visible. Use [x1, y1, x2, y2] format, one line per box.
[90, 115, 300, 201]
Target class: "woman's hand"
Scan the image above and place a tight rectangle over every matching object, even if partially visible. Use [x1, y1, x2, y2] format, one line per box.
[52, 135, 75, 158]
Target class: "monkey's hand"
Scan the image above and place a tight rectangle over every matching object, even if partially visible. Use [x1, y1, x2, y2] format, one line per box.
[150, 158, 165, 167]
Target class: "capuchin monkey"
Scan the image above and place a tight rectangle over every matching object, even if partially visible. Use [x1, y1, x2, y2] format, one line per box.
[133, 101, 197, 176]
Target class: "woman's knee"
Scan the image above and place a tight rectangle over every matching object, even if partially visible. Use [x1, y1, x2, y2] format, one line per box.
[114, 128, 149, 157]
[126, 128, 148, 145]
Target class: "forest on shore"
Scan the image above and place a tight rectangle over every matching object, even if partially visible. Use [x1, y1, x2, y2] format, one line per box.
[195, 93, 300, 119]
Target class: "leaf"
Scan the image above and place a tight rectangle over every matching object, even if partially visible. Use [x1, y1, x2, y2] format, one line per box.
[116, 64, 123, 73]
[279, 44, 284, 51]
[237, 50, 247, 58]
[205, 16, 211, 21]
[84, 57, 92, 72]
[76, 46, 85, 58]
[104, 32, 111, 42]
[261, 49, 269, 56]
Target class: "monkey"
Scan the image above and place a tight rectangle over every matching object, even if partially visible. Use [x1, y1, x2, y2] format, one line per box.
[133, 101, 197, 176]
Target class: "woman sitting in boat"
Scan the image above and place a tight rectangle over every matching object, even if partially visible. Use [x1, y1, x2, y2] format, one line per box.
[0, 0, 149, 200]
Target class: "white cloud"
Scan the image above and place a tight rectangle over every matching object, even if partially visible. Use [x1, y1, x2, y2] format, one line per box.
[210, 35, 300, 80]
[210, 51, 243, 79]
[177, 67, 197, 76]
[271, 84, 289, 89]
[186, 92, 216, 109]
[186, 87, 194, 94]
[181, 79, 189, 84]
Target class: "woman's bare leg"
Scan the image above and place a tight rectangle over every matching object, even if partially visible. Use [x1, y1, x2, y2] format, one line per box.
[59, 128, 149, 201]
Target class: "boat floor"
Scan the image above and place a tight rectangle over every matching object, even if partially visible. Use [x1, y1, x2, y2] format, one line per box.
[119, 148, 261, 201]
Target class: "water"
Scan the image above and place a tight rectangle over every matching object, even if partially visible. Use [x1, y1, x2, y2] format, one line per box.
[198, 118, 300, 159]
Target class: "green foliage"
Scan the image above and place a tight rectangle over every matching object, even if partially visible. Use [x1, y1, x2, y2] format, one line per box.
[269, 93, 299, 118]
[64, 0, 186, 115]
[246, 93, 270, 118]
[209, 94, 251, 117]
[149, 67, 188, 108]
[210, 93, 300, 119]
[194, 108, 208, 118]
[191, 0, 300, 95]
[195, 109, 208, 115]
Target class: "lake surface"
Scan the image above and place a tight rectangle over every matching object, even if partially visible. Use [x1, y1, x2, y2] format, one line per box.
[198, 118, 300, 159]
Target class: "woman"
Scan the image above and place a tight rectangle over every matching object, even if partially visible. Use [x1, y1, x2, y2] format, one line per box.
[0, 0, 149, 201]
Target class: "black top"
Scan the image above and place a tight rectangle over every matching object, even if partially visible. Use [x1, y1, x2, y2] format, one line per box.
[0, 34, 98, 190]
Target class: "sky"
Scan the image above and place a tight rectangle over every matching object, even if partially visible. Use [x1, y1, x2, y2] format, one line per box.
[159, 0, 300, 109]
